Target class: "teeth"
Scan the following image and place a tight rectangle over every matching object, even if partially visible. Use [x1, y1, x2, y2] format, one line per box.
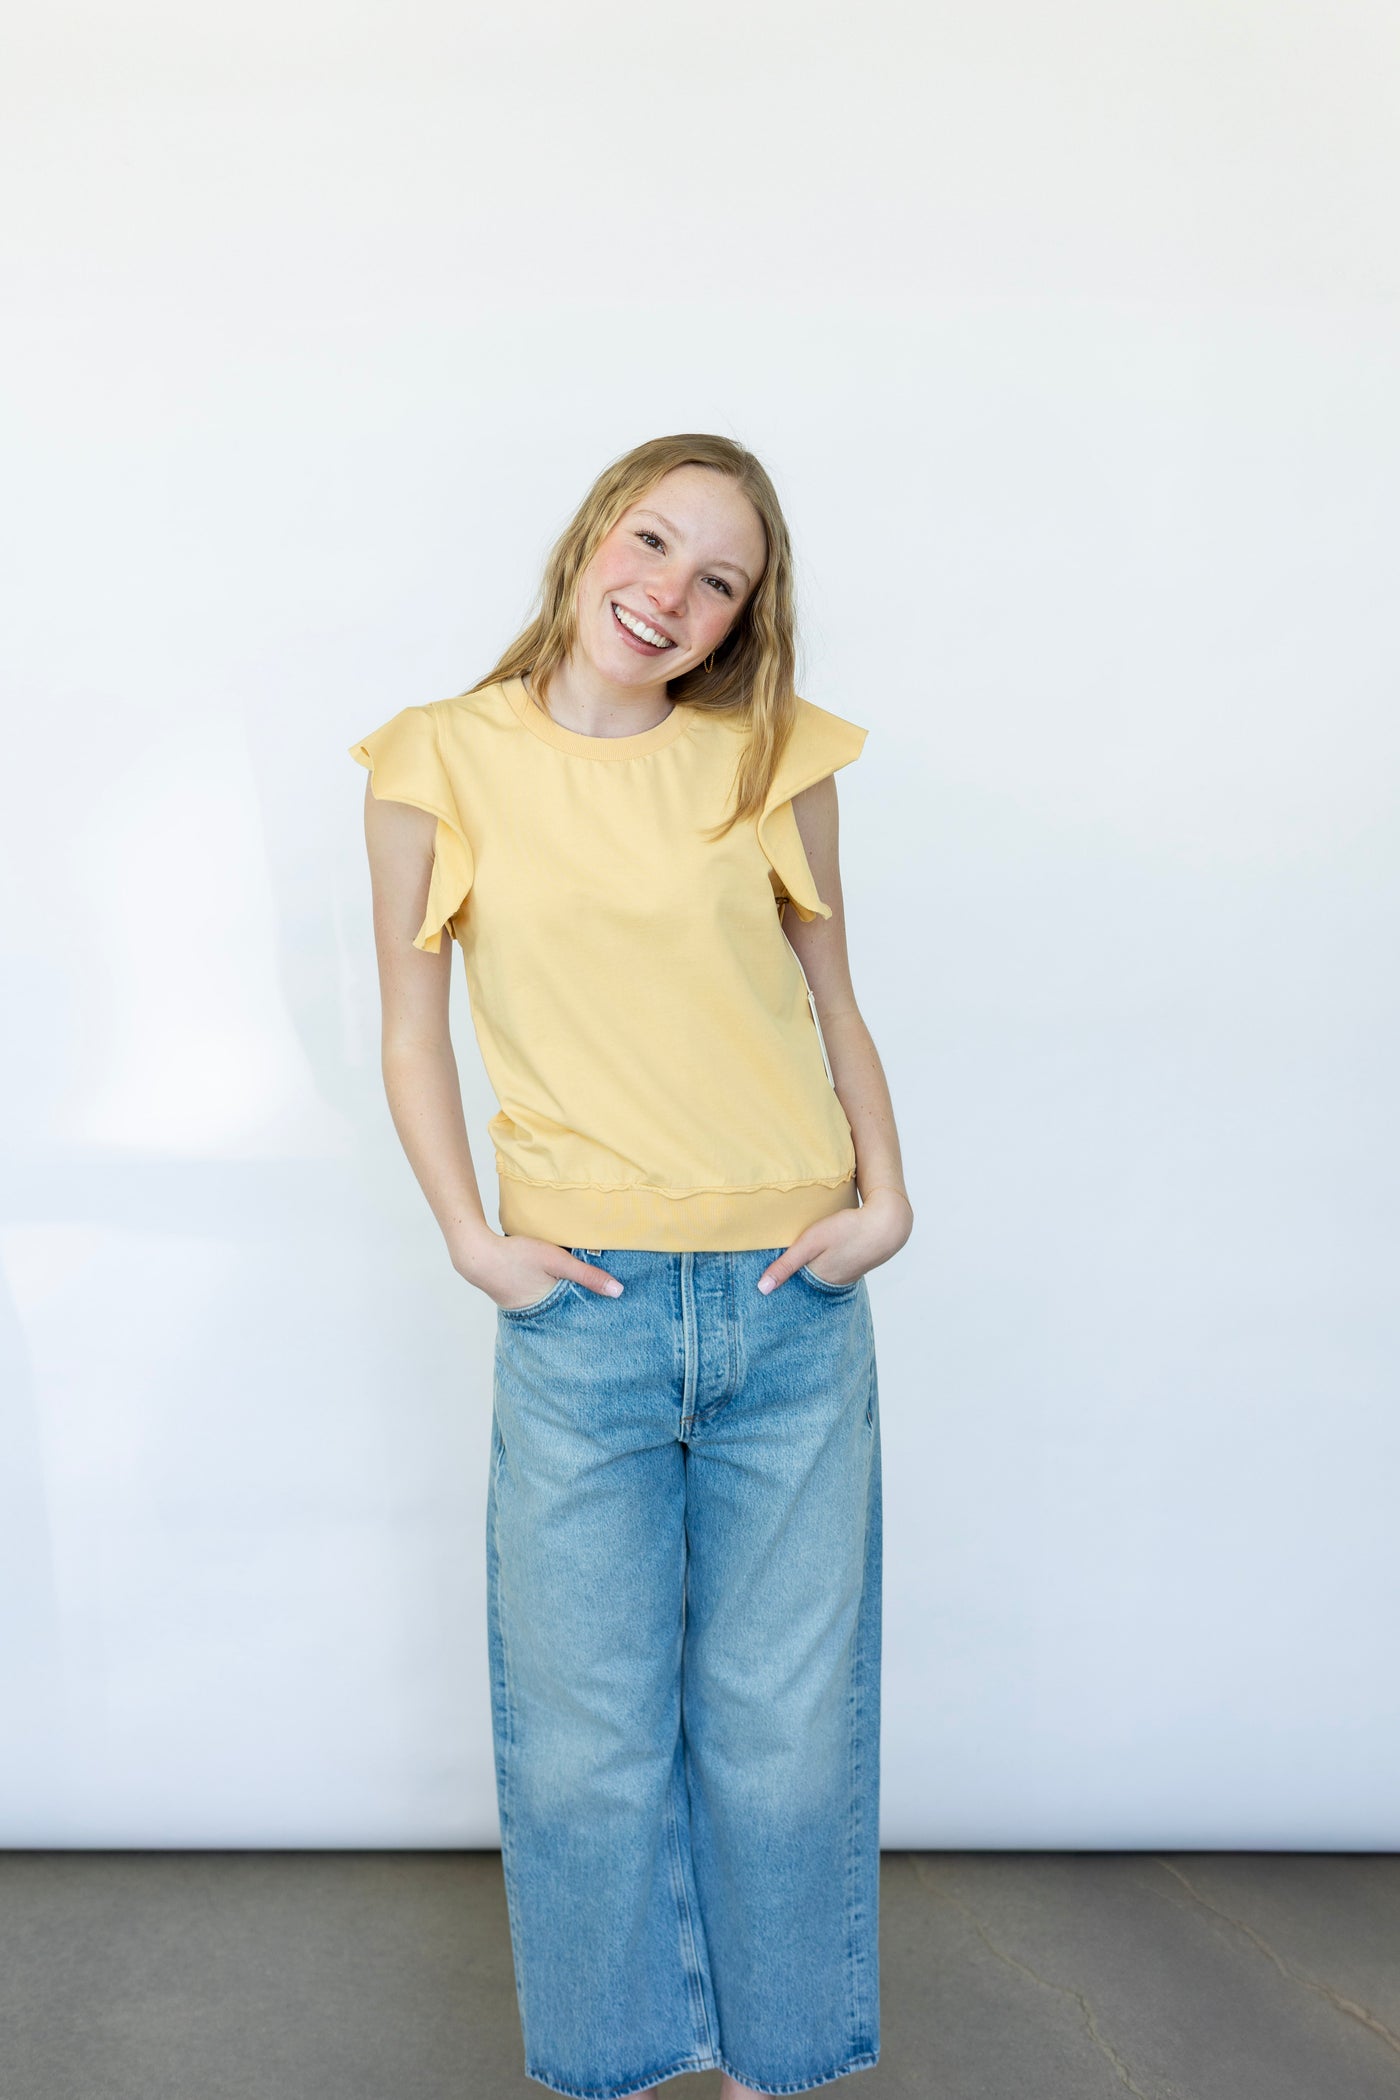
[613, 601, 674, 649]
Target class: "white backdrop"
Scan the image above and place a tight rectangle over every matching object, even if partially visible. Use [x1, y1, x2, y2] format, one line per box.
[3, 1, 1397, 1847]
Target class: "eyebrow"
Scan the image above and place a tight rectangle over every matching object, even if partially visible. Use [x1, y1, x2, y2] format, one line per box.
[633, 509, 753, 588]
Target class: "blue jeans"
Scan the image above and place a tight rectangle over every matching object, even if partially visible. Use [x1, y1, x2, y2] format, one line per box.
[487, 1245, 882, 2099]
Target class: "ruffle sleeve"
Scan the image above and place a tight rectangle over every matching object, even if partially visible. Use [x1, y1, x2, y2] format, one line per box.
[348, 703, 475, 952]
[756, 697, 868, 923]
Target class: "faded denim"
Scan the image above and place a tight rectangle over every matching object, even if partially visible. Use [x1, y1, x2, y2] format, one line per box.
[487, 1245, 882, 2099]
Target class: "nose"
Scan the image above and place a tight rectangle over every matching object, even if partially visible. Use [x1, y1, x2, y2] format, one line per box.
[646, 566, 686, 616]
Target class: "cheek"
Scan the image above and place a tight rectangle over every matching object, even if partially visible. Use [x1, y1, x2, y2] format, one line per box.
[579, 543, 618, 599]
[592, 529, 634, 585]
[701, 597, 737, 640]
[579, 562, 621, 626]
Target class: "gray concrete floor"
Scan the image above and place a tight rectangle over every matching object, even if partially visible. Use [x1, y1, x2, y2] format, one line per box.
[2, 1851, 1398, 2099]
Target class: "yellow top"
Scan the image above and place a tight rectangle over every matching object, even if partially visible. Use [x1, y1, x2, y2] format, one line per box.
[348, 674, 868, 1251]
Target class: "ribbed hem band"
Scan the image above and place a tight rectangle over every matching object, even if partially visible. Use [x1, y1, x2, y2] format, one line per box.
[495, 1172, 860, 1251]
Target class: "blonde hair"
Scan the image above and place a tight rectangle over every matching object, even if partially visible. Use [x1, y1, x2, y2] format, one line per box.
[465, 433, 799, 836]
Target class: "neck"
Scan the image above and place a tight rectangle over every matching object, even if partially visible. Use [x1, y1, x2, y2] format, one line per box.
[528, 657, 675, 739]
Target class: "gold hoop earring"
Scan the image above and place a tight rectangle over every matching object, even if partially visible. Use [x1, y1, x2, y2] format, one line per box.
[703, 648, 717, 674]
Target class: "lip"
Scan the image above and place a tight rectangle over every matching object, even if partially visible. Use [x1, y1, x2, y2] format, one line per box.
[611, 599, 678, 650]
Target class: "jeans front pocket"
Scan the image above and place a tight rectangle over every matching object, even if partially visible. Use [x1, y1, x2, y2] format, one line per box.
[497, 1275, 574, 1321]
[795, 1262, 861, 1297]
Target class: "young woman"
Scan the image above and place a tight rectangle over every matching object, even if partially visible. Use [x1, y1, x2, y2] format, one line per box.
[349, 433, 913, 2100]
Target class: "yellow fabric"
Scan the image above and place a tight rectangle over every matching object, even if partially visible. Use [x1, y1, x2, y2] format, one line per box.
[349, 674, 868, 1250]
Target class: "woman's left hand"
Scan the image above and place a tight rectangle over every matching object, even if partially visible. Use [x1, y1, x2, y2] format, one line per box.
[757, 1187, 914, 1294]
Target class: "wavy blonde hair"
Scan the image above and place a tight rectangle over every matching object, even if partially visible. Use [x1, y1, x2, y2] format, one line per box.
[465, 433, 799, 837]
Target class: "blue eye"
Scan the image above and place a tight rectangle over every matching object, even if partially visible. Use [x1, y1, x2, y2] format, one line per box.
[633, 528, 732, 597]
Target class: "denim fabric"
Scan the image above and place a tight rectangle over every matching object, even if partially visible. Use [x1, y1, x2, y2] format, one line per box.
[487, 1245, 882, 2099]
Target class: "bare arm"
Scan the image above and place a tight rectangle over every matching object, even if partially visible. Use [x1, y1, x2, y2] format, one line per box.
[360, 779, 623, 1306]
[756, 772, 914, 1293]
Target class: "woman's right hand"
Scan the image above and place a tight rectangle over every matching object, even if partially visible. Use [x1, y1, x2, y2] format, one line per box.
[451, 1228, 624, 1311]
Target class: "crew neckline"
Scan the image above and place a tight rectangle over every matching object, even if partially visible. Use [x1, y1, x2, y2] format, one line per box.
[505, 674, 694, 761]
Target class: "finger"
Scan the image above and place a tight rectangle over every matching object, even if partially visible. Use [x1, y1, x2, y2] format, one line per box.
[568, 1259, 624, 1298]
[757, 1247, 812, 1294]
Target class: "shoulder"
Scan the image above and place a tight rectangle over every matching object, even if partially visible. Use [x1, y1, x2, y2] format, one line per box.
[429, 679, 517, 744]
[350, 684, 502, 769]
[348, 695, 467, 823]
[684, 692, 868, 813]
[688, 694, 868, 764]
[769, 695, 869, 807]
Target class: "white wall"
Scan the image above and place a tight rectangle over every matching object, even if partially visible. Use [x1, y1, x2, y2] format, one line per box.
[3, 0, 1397, 1847]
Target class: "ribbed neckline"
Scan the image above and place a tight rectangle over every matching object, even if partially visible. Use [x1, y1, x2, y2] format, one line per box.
[504, 674, 695, 761]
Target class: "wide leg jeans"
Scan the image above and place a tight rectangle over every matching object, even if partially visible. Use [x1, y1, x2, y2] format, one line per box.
[486, 1245, 882, 2099]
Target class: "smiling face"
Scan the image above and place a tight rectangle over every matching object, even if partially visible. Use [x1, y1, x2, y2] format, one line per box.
[575, 465, 768, 689]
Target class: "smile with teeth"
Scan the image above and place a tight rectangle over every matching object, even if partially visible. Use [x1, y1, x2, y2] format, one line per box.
[612, 601, 676, 650]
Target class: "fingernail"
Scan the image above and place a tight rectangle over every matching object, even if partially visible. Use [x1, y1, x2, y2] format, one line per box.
[757, 1276, 774, 1294]
[605, 1280, 624, 1296]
